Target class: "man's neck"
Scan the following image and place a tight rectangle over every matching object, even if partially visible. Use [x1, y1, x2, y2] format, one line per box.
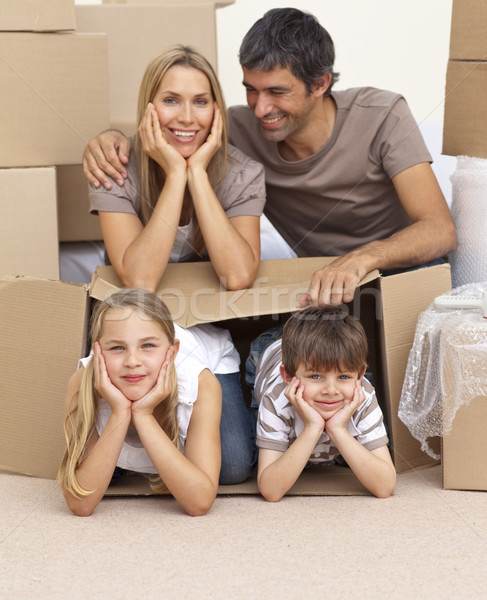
[278, 96, 337, 162]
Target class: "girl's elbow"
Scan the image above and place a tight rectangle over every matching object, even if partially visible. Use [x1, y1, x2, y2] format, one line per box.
[184, 496, 215, 517]
[67, 499, 97, 517]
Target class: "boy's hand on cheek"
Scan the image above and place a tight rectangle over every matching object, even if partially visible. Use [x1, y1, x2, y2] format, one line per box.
[284, 377, 324, 432]
[326, 381, 365, 434]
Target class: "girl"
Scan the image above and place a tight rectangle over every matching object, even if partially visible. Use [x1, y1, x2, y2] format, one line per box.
[84, 46, 263, 484]
[58, 289, 227, 517]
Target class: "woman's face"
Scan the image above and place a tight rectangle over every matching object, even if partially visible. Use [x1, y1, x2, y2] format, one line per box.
[152, 64, 215, 158]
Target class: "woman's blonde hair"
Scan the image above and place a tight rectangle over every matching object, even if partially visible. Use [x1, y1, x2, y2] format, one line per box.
[57, 289, 179, 497]
[136, 45, 228, 253]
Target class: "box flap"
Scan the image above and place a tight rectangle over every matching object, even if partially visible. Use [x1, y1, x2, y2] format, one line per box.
[104, 465, 370, 496]
[90, 260, 380, 326]
[0, 276, 89, 479]
[379, 263, 451, 472]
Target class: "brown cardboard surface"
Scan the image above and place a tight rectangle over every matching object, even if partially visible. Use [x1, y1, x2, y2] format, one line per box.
[0, 168, 59, 280]
[57, 165, 102, 242]
[0, 260, 451, 490]
[75, 5, 217, 131]
[449, 0, 487, 60]
[0, 32, 109, 167]
[379, 265, 451, 472]
[102, 0, 235, 6]
[442, 396, 487, 491]
[0, 0, 76, 32]
[443, 60, 487, 158]
[90, 260, 379, 327]
[0, 277, 89, 479]
[104, 466, 369, 497]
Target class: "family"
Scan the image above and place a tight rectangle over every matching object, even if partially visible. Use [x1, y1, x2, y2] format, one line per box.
[58, 8, 456, 516]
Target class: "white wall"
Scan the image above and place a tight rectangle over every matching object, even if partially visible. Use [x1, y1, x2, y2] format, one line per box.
[216, 0, 456, 202]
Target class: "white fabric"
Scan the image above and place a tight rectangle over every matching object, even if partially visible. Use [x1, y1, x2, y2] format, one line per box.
[59, 241, 105, 284]
[449, 156, 487, 287]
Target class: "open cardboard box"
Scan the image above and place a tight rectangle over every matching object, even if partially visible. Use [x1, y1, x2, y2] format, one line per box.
[0, 258, 452, 496]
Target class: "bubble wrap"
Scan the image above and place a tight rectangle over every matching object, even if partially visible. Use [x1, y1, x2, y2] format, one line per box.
[449, 156, 487, 288]
[398, 282, 487, 459]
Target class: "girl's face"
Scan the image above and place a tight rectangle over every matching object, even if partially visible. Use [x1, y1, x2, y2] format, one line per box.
[152, 64, 215, 158]
[98, 307, 173, 402]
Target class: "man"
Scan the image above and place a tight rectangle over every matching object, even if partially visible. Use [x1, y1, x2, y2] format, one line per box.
[82, 8, 457, 306]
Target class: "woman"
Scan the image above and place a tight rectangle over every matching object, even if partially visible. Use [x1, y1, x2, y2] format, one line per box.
[86, 46, 266, 484]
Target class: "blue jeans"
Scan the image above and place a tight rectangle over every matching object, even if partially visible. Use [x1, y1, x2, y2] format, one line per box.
[216, 372, 257, 485]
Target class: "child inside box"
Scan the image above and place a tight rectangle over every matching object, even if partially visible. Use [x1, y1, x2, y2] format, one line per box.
[254, 306, 397, 500]
[58, 289, 225, 517]
[83, 46, 266, 485]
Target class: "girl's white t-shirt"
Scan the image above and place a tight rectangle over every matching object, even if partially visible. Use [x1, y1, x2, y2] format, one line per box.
[79, 322, 239, 474]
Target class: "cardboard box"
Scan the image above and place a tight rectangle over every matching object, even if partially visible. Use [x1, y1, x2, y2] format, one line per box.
[449, 0, 487, 60]
[442, 60, 487, 158]
[442, 396, 487, 491]
[0, 32, 110, 167]
[75, 5, 217, 132]
[57, 165, 102, 242]
[441, 316, 487, 490]
[102, 0, 235, 7]
[0, 0, 76, 32]
[0, 259, 452, 490]
[0, 168, 59, 280]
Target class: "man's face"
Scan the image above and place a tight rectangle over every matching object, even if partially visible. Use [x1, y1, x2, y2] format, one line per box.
[242, 66, 319, 143]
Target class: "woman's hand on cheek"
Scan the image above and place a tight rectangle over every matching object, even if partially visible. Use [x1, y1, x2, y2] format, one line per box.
[93, 342, 131, 415]
[187, 105, 222, 172]
[138, 103, 186, 175]
[132, 345, 176, 418]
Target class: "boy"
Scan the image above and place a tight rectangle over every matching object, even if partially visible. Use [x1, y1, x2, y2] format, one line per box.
[254, 306, 396, 501]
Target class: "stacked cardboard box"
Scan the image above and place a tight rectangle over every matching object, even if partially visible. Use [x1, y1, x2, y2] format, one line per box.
[57, 1, 227, 243]
[443, 0, 487, 158]
[0, 1, 110, 276]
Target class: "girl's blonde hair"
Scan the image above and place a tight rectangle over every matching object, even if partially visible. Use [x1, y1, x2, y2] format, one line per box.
[57, 289, 179, 497]
[136, 45, 229, 253]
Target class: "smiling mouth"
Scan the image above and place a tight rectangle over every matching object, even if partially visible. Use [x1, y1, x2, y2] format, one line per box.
[122, 375, 146, 383]
[171, 129, 198, 139]
[260, 115, 285, 128]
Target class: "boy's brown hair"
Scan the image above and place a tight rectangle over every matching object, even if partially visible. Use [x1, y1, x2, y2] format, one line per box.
[281, 306, 368, 376]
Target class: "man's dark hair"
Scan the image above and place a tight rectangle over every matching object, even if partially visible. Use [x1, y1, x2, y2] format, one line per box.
[239, 8, 339, 95]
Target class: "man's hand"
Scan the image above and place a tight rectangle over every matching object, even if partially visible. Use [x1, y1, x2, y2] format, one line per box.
[82, 130, 132, 190]
[300, 254, 368, 306]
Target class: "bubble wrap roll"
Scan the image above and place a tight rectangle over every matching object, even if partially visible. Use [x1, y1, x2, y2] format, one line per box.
[449, 156, 487, 288]
[398, 282, 487, 458]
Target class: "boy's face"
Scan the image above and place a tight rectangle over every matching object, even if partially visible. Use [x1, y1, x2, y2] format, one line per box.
[286, 361, 362, 421]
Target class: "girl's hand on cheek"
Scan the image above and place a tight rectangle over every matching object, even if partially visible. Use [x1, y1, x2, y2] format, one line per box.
[138, 103, 186, 175]
[132, 345, 176, 418]
[93, 342, 131, 414]
[285, 377, 324, 432]
[187, 105, 222, 172]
